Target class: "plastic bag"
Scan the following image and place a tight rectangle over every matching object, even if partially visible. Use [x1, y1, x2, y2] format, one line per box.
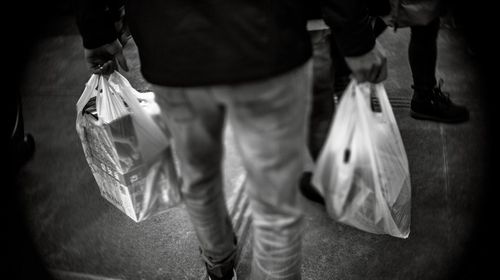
[76, 71, 181, 222]
[312, 81, 411, 238]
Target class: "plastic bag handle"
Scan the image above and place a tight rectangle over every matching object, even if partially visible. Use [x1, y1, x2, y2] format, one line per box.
[96, 75, 109, 124]
[76, 74, 99, 114]
[374, 84, 397, 125]
[96, 75, 131, 124]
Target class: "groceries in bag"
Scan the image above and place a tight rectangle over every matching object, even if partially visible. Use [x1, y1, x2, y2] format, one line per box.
[76, 72, 181, 222]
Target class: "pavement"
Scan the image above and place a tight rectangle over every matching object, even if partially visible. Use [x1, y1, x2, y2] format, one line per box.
[6, 13, 497, 280]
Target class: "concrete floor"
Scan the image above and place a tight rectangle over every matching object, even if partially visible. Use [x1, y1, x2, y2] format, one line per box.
[6, 14, 497, 280]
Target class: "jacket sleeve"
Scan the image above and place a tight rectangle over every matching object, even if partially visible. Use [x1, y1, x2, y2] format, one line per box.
[75, 0, 118, 49]
[319, 0, 375, 57]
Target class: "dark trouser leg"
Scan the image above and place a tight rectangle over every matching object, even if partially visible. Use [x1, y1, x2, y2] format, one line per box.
[330, 39, 351, 100]
[408, 17, 469, 122]
[409, 17, 440, 91]
[9, 94, 35, 171]
[309, 29, 335, 161]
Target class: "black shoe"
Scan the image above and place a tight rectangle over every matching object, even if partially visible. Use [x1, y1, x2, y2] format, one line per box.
[206, 263, 236, 280]
[410, 80, 469, 123]
[207, 269, 236, 280]
[204, 237, 237, 280]
[299, 172, 325, 205]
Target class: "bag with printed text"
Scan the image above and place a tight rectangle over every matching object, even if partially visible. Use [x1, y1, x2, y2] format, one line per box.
[76, 71, 181, 222]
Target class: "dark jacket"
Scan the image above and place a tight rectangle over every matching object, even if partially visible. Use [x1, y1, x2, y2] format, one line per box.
[77, 0, 375, 87]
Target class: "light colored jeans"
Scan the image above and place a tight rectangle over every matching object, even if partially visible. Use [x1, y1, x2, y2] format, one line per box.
[153, 60, 312, 280]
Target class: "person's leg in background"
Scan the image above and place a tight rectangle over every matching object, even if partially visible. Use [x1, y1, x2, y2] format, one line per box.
[298, 17, 388, 205]
[409, 17, 439, 93]
[409, 17, 469, 122]
[298, 29, 366, 205]
[154, 88, 238, 280]
[8, 94, 35, 173]
[330, 38, 352, 103]
[307, 29, 335, 161]
[298, 29, 334, 205]
[221, 61, 312, 280]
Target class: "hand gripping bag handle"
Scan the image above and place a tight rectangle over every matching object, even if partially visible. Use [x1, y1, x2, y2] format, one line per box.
[108, 71, 170, 162]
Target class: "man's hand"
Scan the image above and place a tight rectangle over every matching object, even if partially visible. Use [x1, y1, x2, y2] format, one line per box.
[84, 39, 129, 75]
[345, 40, 387, 84]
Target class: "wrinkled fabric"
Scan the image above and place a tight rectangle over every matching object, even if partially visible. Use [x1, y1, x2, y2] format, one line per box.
[153, 61, 312, 279]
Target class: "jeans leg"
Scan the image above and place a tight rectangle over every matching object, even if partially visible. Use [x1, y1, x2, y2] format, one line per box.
[153, 87, 237, 275]
[409, 18, 440, 91]
[219, 61, 312, 280]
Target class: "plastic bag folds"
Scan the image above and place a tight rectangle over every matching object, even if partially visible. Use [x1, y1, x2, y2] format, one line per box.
[312, 81, 411, 238]
[76, 72, 181, 222]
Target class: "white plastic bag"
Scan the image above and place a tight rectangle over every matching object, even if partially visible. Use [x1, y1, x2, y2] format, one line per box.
[76, 72, 181, 222]
[312, 81, 411, 238]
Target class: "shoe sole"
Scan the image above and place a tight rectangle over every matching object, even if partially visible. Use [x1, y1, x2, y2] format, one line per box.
[410, 110, 469, 123]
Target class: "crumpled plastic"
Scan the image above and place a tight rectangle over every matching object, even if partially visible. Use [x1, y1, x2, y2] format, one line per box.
[76, 72, 181, 222]
[313, 81, 411, 238]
